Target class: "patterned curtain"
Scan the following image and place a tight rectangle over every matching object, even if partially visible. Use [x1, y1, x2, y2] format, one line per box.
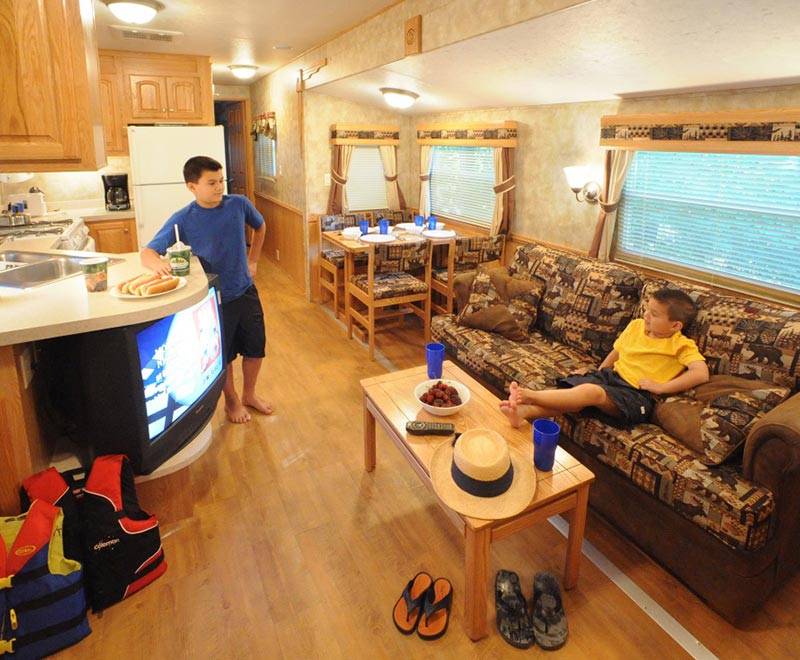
[418, 145, 433, 218]
[327, 144, 354, 214]
[251, 114, 276, 140]
[379, 145, 406, 211]
[491, 147, 515, 235]
[588, 149, 634, 260]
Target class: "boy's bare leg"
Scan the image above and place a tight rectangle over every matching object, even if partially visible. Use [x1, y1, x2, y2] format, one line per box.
[223, 363, 251, 424]
[241, 356, 275, 415]
[500, 381, 619, 428]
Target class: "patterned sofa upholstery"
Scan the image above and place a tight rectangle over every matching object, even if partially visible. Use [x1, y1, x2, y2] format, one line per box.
[431, 241, 800, 625]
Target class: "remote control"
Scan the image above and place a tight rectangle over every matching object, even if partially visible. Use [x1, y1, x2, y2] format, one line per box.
[406, 420, 455, 436]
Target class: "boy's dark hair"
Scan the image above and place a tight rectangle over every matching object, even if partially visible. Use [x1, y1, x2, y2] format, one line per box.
[183, 156, 222, 184]
[651, 288, 697, 329]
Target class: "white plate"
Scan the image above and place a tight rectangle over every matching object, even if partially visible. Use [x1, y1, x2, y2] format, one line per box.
[396, 222, 423, 231]
[359, 233, 395, 244]
[341, 227, 361, 238]
[110, 277, 187, 299]
[422, 229, 456, 238]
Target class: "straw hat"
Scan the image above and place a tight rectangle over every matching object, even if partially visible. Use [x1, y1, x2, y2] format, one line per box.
[430, 428, 536, 520]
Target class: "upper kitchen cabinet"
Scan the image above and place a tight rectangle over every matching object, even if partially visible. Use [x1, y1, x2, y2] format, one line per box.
[99, 53, 128, 156]
[0, 0, 106, 173]
[107, 51, 214, 125]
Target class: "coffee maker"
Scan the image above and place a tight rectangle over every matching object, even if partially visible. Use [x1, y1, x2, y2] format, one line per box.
[102, 174, 131, 211]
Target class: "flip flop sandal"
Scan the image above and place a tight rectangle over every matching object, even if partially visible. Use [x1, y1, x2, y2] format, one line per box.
[495, 569, 535, 649]
[392, 571, 433, 634]
[532, 572, 568, 651]
[417, 577, 453, 641]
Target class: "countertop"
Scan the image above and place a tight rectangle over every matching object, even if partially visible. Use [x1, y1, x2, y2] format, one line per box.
[0, 249, 207, 346]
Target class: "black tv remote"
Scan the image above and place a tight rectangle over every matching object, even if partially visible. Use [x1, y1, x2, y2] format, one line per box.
[406, 420, 455, 436]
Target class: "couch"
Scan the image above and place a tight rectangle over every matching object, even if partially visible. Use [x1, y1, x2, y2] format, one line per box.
[430, 241, 800, 625]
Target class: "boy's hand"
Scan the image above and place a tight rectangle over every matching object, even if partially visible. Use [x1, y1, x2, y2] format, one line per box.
[570, 367, 590, 376]
[248, 260, 258, 277]
[638, 378, 664, 394]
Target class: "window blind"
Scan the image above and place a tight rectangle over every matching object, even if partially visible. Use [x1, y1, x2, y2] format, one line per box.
[615, 151, 800, 301]
[430, 146, 495, 226]
[255, 134, 276, 179]
[346, 146, 388, 211]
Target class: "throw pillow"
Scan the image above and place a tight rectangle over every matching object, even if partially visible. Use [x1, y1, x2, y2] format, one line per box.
[653, 375, 791, 465]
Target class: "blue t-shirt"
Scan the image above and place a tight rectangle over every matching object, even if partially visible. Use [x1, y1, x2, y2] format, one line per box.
[147, 195, 263, 302]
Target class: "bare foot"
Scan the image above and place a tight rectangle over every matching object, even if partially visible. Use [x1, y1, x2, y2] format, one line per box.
[500, 401, 526, 428]
[226, 402, 252, 424]
[243, 395, 275, 415]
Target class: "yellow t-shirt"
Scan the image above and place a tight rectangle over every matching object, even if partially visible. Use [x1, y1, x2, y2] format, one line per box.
[613, 318, 705, 388]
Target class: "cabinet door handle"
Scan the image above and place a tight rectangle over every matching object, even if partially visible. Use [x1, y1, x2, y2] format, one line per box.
[124, 228, 129, 233]
[169, 108, 174, 112]
[161, 108, 167, 112]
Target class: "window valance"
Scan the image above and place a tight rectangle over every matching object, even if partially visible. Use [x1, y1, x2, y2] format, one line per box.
[252, 112, 276, 140]
[600, 108, 800, 155]
[330, 125, 399, 145]
[416, 121, 517, 147]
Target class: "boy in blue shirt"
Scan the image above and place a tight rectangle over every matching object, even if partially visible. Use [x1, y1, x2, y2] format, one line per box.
[141, 156, 273, 424]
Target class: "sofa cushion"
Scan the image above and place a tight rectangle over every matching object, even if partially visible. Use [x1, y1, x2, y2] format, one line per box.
[456, 268, 544, 340]
[653, 375, 791, 465]
[560, 414, 775, 552]
[638, 279, 800, 392]
[508, 243, 643, 360]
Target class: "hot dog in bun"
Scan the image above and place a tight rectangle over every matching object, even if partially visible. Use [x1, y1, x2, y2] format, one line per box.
[141, 276, 180, 296]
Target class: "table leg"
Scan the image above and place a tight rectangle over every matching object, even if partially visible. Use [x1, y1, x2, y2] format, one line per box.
[564, 483, 590, 589]
[464, 524, 491, 641]
[343, 251, 353, 326]
[363, 400, 376, 472]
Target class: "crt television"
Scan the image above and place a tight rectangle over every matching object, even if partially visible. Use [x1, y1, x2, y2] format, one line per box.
[38, 277, 225, 474]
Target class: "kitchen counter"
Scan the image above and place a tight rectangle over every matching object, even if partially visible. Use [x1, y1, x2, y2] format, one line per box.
[0, 248, 207, 346]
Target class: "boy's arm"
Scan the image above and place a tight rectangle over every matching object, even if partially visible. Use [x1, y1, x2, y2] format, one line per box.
[570, 349, 618, 376]
[247, 223, 266, 277]
[639, 360, 710, 395]
[141, 247, 172, 277]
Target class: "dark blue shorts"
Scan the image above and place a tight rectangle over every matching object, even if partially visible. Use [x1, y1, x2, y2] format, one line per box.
[556, 367, 655, 428]
[221, 285, 266, 364]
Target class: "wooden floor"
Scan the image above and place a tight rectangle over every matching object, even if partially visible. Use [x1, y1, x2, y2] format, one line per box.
[56, 259, 800, 659]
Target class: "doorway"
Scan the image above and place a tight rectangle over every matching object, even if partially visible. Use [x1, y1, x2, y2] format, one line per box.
[214, 99, 254, 201]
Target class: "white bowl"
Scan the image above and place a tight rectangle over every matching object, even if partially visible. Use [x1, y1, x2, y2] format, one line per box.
[414, 379, 471, 416]
[406, 226, 424, 234]
[342, 227, 361, 238]
[426, 222, 445, 231]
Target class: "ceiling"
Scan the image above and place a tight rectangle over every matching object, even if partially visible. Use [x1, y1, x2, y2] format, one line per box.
[94, 0, 800, 111]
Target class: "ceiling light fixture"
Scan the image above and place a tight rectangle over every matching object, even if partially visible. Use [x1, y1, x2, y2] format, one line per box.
[104, 1, 162, 25]
[380, 88, 419, 109]
[228, 64, 259, 80]
[563, 166, 601, 204]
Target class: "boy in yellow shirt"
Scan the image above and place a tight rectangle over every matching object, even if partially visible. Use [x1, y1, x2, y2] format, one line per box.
[500, 288, 710, 428]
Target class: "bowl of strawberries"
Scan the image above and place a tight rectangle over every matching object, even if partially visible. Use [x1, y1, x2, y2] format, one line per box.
[414, 379, 471, 416]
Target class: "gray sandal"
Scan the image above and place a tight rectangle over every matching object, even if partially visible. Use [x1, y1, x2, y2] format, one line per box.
[532, 572, 568, 650]
[495, 569, 534, 649]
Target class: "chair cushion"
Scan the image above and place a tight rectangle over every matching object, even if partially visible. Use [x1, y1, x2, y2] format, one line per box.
[321, 249, 368, 269]
[351, 272, 429, 299]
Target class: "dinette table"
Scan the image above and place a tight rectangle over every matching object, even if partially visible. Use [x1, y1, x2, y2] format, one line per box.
[321, 227, 460, 325]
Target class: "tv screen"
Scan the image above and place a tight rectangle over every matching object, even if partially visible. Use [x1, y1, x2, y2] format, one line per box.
[135, 287, 224, 441]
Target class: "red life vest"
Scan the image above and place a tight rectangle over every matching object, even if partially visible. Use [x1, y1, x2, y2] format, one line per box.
[81, 455, 167, 611]
[1, 500, 91, 659]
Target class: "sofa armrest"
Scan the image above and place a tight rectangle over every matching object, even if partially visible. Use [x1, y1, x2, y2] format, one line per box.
[743, 391, 800, 492]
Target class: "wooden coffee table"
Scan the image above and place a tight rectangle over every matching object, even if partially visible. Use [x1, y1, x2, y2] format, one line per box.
[361, 361, 595, 641]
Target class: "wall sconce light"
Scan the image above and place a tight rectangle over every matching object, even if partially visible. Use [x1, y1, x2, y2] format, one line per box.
[563, 166, 601, 204]
[104, 1, 163, 25]
[380, 88, 419, 109]
[228, 65, 259, 80]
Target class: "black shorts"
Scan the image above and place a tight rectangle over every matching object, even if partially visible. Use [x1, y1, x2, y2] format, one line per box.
[220, 285, 266, 364]
[556, 367, 654, 428]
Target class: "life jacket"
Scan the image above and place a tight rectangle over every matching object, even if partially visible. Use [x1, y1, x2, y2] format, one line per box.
[0, 500, 91, 660]
[81, 455, 167, 611]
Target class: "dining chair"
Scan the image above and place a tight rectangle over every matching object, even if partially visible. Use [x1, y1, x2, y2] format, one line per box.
[346, 239, 432, 360]
[319, 213, 369, 318]
[430, 234, 506, 315]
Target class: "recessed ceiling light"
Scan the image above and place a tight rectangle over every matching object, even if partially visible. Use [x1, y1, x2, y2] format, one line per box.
[104, 1, 163, 25]
[228, 64, 259, 80]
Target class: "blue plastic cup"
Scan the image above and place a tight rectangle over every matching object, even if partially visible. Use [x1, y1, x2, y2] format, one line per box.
[533, 418, 560, 471]
[379, 218, 390, 234]
[426, 342, 445, 379]
[427, 215, 438, 231]
[359, 219, 370, 235]
[414, 214, 424, 227]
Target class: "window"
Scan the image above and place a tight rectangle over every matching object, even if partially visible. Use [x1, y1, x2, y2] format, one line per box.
[346, 146, 388, 211]
[254, 134, 276, 179]
[430, 146, 495, 226]
[615, 151, 800, 302]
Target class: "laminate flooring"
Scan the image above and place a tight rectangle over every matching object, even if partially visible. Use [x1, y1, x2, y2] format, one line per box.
[55, 259, 800, 659]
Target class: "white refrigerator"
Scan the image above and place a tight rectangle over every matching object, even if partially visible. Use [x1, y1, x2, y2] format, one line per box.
[128, 125, 227, 248]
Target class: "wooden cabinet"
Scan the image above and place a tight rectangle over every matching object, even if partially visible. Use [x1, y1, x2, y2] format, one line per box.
[99, 54, 128, 156]
[0, 0, 106, 172]
[87, 218, 138, 253]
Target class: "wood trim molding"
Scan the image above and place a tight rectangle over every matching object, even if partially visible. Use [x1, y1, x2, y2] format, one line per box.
[330, 124, 400, 145]
[416, 121, 517, 147]
[600, 108, 800, 154]
[254, 191, 302, 215]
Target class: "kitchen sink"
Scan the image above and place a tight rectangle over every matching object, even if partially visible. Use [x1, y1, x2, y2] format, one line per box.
[0, 250, 124, 289]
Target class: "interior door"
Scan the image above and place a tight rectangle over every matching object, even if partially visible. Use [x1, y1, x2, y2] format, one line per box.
[226, 103, 247, 196]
